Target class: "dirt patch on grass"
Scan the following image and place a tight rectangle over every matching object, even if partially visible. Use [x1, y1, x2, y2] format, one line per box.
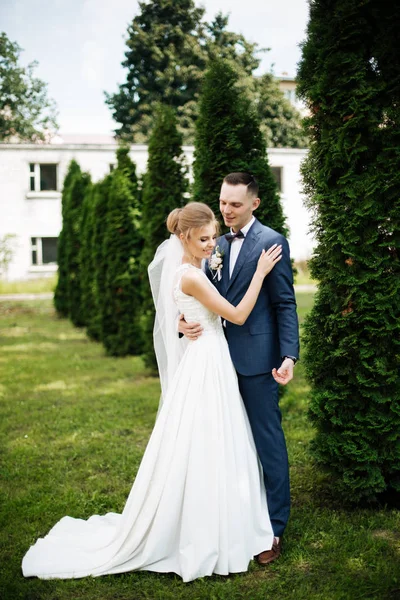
[372, 529, 400, 542]
[0, 304, 36, 317]
[0, 326, 30, 337]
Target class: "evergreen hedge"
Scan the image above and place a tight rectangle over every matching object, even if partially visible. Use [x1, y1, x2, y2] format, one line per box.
[297, 0, 400, 501]
[192, 58, 287, 236]
[140, 105, 188, 369]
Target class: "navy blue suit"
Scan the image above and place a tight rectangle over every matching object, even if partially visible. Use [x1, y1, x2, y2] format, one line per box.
[206, 218, 299, 537]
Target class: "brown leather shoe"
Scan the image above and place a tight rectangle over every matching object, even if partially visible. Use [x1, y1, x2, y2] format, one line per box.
[255, 537, 282, 565]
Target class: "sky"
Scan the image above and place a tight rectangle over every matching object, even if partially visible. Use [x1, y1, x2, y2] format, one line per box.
[0, 0, 310, 135]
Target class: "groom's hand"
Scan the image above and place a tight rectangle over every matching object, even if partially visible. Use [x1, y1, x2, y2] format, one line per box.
[178, 314, 203, 340]
[272, 358, 294, 385]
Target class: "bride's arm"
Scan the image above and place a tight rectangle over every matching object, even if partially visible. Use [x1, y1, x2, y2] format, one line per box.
[181, 245, 282, 326]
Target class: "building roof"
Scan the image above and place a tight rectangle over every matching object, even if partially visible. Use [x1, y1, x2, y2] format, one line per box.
[51, 133, 117, 145]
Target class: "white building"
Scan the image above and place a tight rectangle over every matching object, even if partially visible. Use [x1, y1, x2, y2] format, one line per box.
[0, 134, 312, 281]
[277, 74, 308, 116]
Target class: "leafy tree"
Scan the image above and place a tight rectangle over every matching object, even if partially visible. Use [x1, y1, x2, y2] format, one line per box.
[54, 160, 81, 317]
[192, 58, 287, 236]
[0, 32, 58, 141]
[254, 73, 308, 148]
[106, 2, 306, 148]
[141, 105, 188, 369]
[101, 165, 142, 356]
[297, 0, 400, 501]
[0, 234, 17, 278]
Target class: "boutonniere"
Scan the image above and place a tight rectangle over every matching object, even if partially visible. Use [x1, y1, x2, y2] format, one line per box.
[209, 246, 224, 281]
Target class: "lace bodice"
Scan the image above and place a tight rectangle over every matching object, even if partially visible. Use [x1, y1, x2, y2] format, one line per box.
[173, 264, 223, 335]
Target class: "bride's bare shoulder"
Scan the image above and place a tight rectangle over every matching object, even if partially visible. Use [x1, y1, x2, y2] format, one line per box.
[180, 267, 208, 294]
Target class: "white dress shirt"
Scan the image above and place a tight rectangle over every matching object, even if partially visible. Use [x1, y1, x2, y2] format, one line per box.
[229, 216, 255, 277]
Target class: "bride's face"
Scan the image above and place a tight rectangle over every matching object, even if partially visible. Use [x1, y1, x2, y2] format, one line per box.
[184, 223, 217, 261]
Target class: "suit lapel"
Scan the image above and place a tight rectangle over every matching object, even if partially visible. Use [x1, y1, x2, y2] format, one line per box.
[219, 235, 230, 293]
[226, 219, 262, 293]
[207, 235, 230, 293]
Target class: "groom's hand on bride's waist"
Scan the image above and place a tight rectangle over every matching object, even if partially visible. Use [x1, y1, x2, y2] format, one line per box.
[272, 357, 295, 385]
[178, 314, 203, 340]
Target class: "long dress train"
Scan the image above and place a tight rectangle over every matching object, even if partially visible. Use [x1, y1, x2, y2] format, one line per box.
[22, 264, 273, 582]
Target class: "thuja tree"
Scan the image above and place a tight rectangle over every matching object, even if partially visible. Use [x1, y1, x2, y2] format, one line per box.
[297, 0, 400, 501]
[88, 176, 112, 341]
[66, 168, 92, 327]
[101, 167, 142, 356]
[141, 105, 188, 369]
[116, 144, 138, 191]
[54, 160, 81, 317]
[79, 181, 96, 329]
[192, 58, 287, 236]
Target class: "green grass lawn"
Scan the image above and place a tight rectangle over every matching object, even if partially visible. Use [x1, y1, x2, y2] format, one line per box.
[0, 276, 57, 295]
[0, 294, 399, 600]
[0, 268, 314, 295]
[293, 261, 317, 287]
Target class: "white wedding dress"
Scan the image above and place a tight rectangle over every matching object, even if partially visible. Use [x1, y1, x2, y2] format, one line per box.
[22, 264, 273, 582]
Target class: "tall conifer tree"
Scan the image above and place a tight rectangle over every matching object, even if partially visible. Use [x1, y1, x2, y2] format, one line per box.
[141, 105, 188, 369]
[79, 182, 96, 330]
[193, 58, 287, 236]
[297, 0, 400, 500]
[54, 160, 84, 317]
[66, 169, 92, 327]
[116, 144, 139, 191]
[101, 164, 142, 356]
[88, 176, 112, 341]
[106, 0, 206, 143]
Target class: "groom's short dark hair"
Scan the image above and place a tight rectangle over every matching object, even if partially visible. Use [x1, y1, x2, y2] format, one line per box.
[223, 172, 259, 197]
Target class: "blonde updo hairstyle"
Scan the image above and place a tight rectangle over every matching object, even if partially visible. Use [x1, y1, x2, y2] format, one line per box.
[167, 202, 219, 243]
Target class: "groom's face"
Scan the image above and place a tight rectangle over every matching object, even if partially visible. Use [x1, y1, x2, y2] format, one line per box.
[219, 183, 260, 232]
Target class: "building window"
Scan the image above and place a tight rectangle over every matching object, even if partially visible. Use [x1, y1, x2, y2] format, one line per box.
[109, 163, 115, 172]
[29, 163, 35, 191]
[29, 164, 58, 192]
[271, 167, 283, 192]
[284, 89, 297, 103]
[31, 237, 58, 265]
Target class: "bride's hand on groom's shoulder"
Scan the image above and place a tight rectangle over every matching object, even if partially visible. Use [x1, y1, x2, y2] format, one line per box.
[178, 314, 203, 341]
[256, 244, 282, 278]
[272, 358, 295, 385]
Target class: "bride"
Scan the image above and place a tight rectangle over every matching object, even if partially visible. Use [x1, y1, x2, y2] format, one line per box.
[22, 202, 282, 583]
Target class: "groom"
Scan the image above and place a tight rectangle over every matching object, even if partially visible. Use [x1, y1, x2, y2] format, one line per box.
[179, 172, 299, 564]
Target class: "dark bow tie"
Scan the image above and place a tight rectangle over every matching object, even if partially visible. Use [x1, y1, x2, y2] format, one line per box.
[225, 230, 245, 243]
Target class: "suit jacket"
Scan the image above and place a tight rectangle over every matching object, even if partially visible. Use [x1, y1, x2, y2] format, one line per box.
[206, 218, 300, 376]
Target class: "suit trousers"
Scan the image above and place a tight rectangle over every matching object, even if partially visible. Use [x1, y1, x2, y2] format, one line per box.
[237, 371, 290, 538]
